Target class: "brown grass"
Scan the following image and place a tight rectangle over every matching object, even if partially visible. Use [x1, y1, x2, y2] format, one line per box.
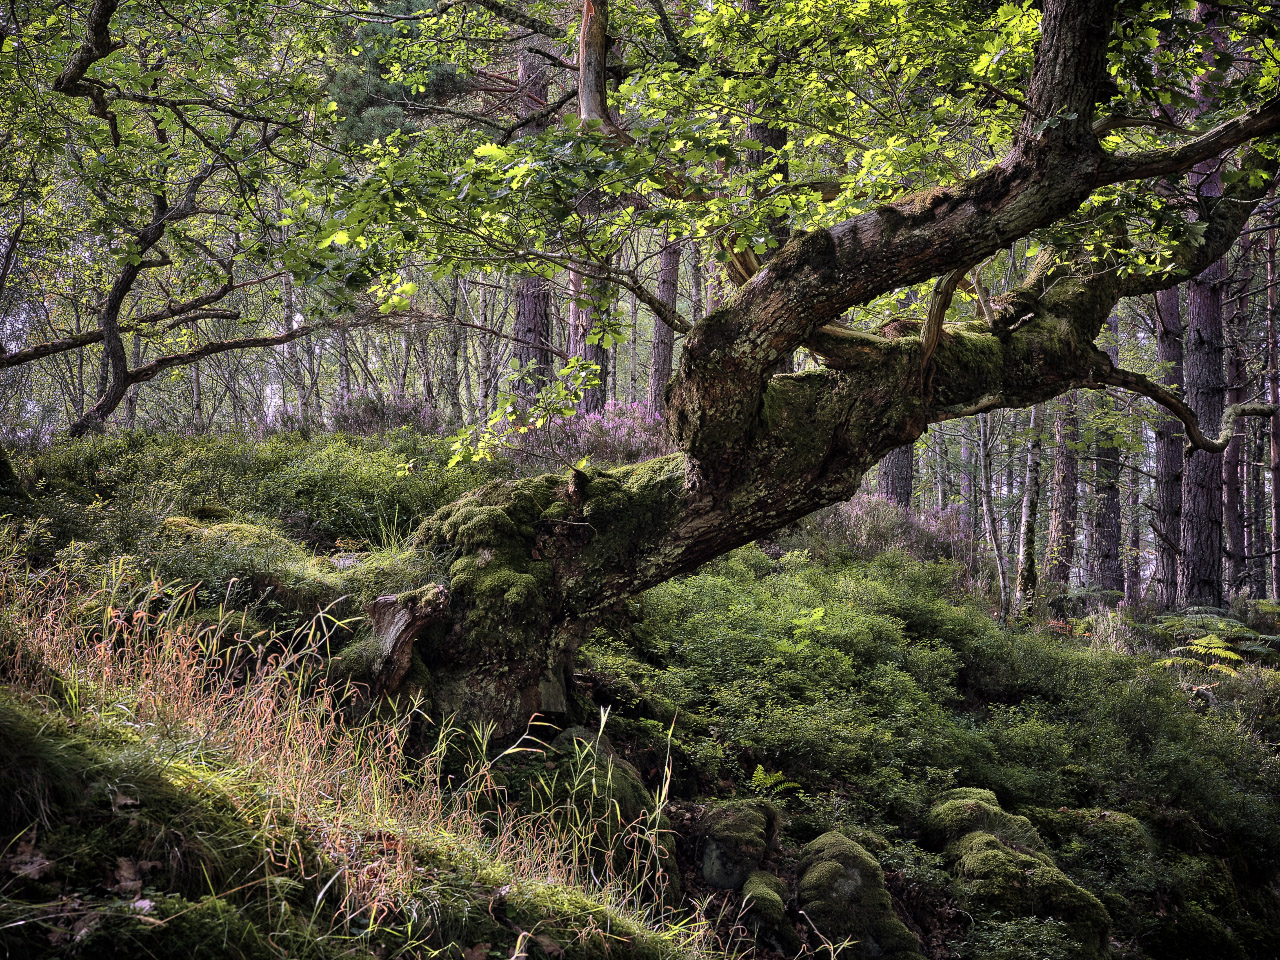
[0, 528, 711, 957]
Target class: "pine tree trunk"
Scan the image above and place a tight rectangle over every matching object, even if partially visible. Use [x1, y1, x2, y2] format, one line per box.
[878, 444, 914, 509]
[1044, 393, 1079, 586]
[1179, 245, 1227, 607]
[1014, 404, 1043, 612]
[1091, 404, 1124, 595]
[569, 271, 609, 414]
[1224, 242, 1251, 595]
[979, 413, 1011, 618]
[1269, 200, 1280, 597]
[1178, 5, 1229, 609]
[1125, 478, 1142, 605]
[1153, 286, 1184, 608]
[648, 241, 679, 412]
[1091, 313, 1123, 596]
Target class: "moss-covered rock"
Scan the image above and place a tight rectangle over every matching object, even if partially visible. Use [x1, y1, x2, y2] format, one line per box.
[926, 787, 1043, 851]
[742, 869, 801, 952]
[948, 833, 1109, 959]
[144, 516, 344, 614]
[927, 791, 1109, 958]
[796, 831, 922, 960]
[1023, 806, 1159, 927]
[1141, 901, 1247, 960]
[699, 800, 777, 889]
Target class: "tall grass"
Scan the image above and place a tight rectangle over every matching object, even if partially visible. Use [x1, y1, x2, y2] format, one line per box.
[0, 526, 707, 957]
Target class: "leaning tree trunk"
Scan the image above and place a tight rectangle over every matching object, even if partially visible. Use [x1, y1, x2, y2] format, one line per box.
[348, 0, 1279, 735]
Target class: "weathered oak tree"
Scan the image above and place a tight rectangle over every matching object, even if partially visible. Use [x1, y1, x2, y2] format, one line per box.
[348, 0, 1280, 733]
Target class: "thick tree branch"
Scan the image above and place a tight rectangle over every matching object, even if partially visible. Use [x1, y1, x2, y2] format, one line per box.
[1098, 365, 1275, 453]
[1098, 95, 1280, 184]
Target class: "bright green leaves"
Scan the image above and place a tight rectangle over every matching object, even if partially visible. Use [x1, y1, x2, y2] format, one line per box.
[447, 357, 603, 467]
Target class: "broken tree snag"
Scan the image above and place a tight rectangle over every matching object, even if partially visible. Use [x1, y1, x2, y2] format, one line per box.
[365, 584, 450, 696]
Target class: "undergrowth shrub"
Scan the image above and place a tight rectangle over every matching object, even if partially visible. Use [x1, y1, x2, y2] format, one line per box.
[511, 401, 672, 469]
[13, 430, 496, 547]
[585, 547, 1280, 958]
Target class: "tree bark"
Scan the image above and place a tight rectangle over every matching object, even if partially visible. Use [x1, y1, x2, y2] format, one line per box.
[878, 444, 914, 510]
[1270, 195, 1280, 596]
[648, 240, 680, 412]
[1091, 405, 1124, 596]
[1125, 476, 1142, 606]
[1178, 2, 1231, 609]
[978, 413, 1011, 618]
[1153, 286, 1184, 608]
[1178, 227, 1227, 606]
[511, 47, 555, 396]
[569, 270, 610, 414]
[1014, 404, 1043, 613]
[1223, 239, 1251, 595]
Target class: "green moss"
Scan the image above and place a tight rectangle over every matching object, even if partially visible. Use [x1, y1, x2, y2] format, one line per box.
[1141, 902, 1247, 960]
[1023, 806, 1158, 921]
[927, 788, 1043, 851]
[948, 832, 1109, 959]
[700, 801, 776, 889]
[742, 869, 800, 952]
[796, 831, 922, 960]
[742, 870, 787, 925]
[145, 517, 344, 615]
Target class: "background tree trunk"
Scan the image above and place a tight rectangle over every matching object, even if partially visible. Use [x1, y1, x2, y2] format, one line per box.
[1153, 286, 1184, 607]
[878, 443, 914, 510]
[648, 240, 679, 412]
[1044, 393, 1079, 587]
[979, 413, 1011, 619]
[1091, 314, 1123, 596]
[1014, 404, 1043, 613]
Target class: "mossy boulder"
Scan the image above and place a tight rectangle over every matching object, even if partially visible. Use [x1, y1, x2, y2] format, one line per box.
[742, 869, 801, 953]
[1141, 901, 1247, 960]
[796, 831, 922, 960]
[928, 791, 1109, 958]
[1024, 806, 1159, 925]
[948, 833, 1109, 958]
[144, 516, 343, 614]
[926, 787, 1043, 851]
[699, 800, 777, 889]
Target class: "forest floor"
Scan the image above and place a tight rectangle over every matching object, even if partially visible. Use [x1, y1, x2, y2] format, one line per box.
[1, 432, 1279, 960]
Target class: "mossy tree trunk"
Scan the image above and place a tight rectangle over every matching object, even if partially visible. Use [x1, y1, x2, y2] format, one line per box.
[364, 0, 1280, 734]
